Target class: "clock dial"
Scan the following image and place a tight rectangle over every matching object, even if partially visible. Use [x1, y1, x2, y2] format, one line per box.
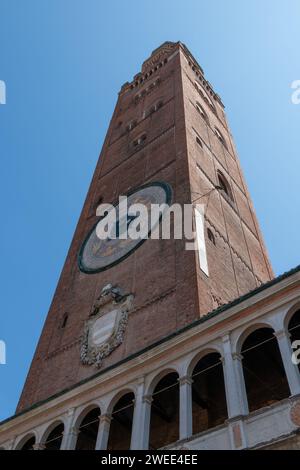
[78, 182, 172, 273]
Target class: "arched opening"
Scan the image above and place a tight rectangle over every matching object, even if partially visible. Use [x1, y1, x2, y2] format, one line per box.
[191, 352, 227, 435]
[214, 127, 228, 149]
[217, 171, 234, 202]
[75, 406, 100, 450]
[207, 228, 216, 245]
[44, 423, 64, 450]
[149, 372, 179, 449]
[241, 327, 290, 412]
[107, 392, 135, 450]
[19, 435, 36, 450]
[61, 313, 68, 329]
[288, 309, 300, 371]
[196, 102, 209, 123]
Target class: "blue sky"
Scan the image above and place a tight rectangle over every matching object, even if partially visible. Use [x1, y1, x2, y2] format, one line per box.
[0, 0, 299, 421]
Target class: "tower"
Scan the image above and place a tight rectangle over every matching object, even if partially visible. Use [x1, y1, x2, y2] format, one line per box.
[15, 41, 273, 415]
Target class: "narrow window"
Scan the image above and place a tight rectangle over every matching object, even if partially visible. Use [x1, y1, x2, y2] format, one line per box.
[126, 120, 137, 132]
[207, 228, 216, 245]
[133, 133, 147, 147]
[217, 171, 234, 202]
[214, 127, 228, 149]
[61, 313, 68, 329]
[196, 136, 203, 148]
[196, 102, 209, 123]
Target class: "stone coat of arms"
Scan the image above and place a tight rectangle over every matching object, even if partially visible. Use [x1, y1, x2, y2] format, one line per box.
[80, 284, 134, 368]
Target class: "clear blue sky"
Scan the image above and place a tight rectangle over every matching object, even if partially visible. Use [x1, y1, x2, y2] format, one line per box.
[0, 0, 299, 421]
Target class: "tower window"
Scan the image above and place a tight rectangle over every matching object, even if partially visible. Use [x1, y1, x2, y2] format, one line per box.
[217, 171, 234, 202]
[207, 228, 216, 245]
[145, 100, 163, 118]
[61, 313, 69, 329]
[194, 82, 216, 112]
[196, 136, 203, 148]
[133, 133, 147, 147]
[126, 120, 137, 132]
[196, 102, 209, 123]
[214, 127, 228, 149]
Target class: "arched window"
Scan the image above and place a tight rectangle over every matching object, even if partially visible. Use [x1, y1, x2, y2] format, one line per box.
[144, 100, 163, 118]
[217, 171, 234, 202]
[194, 82, 216, 112]
[214, 127, 228, 150]
[44, 423, 64, 450]
[241, 327, 290, 412]
[288, 309, 300, 371]
[107, 392, 135, 450]
[196, 102, 209, 123]
[191, 352, 227, 435]
[196, 136, 203, 148]
[207, 228, 216, 245]
[61, 313, 68, 329]
[149, 372, 179, 449]
[133, 133, 147, 147]
[126, 119, 137, 132]
[75, 407, 100, 450]
[18, 435, 36, 450]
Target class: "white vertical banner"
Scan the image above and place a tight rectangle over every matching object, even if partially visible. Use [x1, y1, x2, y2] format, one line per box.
[194, 205, 209, 276]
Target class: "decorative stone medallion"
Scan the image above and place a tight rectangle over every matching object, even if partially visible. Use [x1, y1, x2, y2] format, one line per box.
[80, 284, 134, 368]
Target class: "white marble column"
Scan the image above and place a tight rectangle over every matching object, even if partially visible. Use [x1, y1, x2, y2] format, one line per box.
[178, 375, 193, 440]
[222, 335, 249, 418]
[274, 329, 300, 397]
[95, 414, 111, 450]
[135, 395, 153, 450]
[130, 379, 146, 450]
[60, 408, 77, 450]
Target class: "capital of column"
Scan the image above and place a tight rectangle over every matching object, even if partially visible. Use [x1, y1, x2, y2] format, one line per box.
[178, 375, 193, 386]
[33, 443, 46, 450]
[232, 352, 243, 362]
[142, 394, 153, 405]
[99, 413, 112, 425]
[68, 426, 79, 437]
[273, 329, 291, 340]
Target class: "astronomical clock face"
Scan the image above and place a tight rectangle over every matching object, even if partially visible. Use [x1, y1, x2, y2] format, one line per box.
[78, 182, 172, 273]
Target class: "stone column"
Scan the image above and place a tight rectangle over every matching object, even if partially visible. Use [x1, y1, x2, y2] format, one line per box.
[95, 414, 111, 450]
[135, 395, 153, 450]
[222, 335, 249, 418]
[274, 329, 300, 397]
[130, 379, 146, 450]
[178, 375, 193, 441]
[60, 408, 77, 450]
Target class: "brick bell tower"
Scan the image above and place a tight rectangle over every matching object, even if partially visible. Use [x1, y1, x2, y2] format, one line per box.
[17, 41, 273, 413]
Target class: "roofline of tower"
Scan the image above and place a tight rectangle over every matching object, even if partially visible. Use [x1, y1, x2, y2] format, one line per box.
[1, 263, 300, 428]
[119, 41, 225, 108]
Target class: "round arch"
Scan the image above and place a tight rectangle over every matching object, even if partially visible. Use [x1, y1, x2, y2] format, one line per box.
[15, 432, 36, 450]
[74, 404, 101, 450]
[40, 420, 65, 450]
[234, 321, 275, 355]
[240, 326, 290, 412]
[146, 367, 180, 397]
[187, 346, 223, 379]
[106, 387, 136, 416]
[283, 301, 300, 332]
[107, 390, 136, 450]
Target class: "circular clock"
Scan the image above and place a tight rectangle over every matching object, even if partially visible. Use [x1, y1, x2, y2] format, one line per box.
[78, 181, 172, 273]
